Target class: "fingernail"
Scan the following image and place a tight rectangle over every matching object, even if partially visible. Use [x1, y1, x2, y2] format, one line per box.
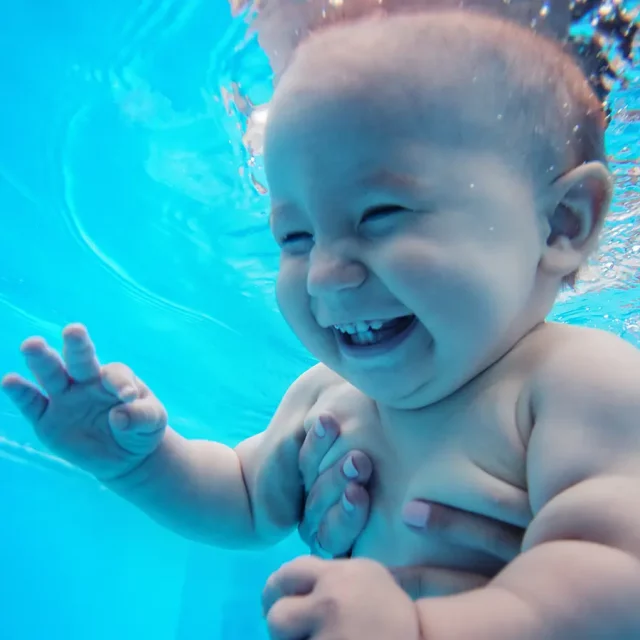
[341, 491, 355, 513]
[342, 455, 358, 479]
[402, 501, 431, 529]
[315, 418, 326, 438]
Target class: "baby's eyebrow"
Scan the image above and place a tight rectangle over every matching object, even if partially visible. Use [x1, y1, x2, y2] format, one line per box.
[268, 172, 428, 224]
[358, 170, 429, 193]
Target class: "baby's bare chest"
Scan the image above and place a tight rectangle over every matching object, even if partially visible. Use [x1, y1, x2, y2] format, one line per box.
[305, 377, 533, 570]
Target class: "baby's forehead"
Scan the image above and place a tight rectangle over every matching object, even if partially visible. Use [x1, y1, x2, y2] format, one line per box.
[266, 12, 603, 206]
[271, 13, 576, 169]
[269, 26, 521, 155]
[273, 14, 517, 117]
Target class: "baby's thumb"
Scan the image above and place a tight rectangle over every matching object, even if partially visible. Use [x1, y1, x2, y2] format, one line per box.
[109, 397, 167, 434]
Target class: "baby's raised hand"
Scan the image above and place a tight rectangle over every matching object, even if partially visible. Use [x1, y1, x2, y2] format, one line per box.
[2, 324, 167, 482]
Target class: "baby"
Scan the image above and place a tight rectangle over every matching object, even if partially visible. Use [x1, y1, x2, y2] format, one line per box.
[4, 10, 640, 640]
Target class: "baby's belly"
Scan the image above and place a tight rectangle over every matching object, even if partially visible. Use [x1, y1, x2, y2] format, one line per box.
[344, 448, 531, 577]
[307, 371, 532, 576]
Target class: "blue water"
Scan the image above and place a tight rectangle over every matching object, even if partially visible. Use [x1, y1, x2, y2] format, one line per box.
[0, 1, 638, 639]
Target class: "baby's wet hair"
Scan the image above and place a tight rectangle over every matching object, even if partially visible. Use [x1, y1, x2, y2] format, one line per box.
[441, 11, 609, 287]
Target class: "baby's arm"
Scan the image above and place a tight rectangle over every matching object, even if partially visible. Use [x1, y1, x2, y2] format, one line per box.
[107, 364, 329, 548]
[3, 324, 327, 550]
[415, 330, 640, 639]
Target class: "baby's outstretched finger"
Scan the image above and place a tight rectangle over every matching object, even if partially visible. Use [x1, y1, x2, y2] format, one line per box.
[62, 324, 101, 382]
[1, 373, 48, 424]
[21, 338, 70, 396]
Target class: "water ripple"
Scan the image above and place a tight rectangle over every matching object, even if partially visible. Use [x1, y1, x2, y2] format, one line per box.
[59, 105, 242, 336]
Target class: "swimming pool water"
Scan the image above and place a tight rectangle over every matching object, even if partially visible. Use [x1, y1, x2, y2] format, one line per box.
[0, 1, 638, 639]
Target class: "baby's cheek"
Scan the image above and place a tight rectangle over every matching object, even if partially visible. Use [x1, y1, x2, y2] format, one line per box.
[385, 250, 456, 301]
[276, 269, 308, 326]
[376, 235, 448, 277]
[274, 268, 295, 313]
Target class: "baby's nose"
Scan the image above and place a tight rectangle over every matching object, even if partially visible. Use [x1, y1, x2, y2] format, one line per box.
[306, 248, 366, 295]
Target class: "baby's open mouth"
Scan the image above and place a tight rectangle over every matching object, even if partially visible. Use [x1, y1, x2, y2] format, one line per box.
[333, 315, 417, 347]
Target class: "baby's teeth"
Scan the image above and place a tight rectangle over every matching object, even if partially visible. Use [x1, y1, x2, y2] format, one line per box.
[334, 320, 387, 334]
[334, 323, 356, 334]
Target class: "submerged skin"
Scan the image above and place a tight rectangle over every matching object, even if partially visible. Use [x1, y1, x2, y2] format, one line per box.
[3, 11, 640, 640]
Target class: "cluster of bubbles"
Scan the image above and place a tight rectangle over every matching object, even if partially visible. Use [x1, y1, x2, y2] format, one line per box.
[568, 0, 638, 117]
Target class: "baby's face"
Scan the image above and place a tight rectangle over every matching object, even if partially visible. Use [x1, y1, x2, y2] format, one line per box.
[265, 37, 548, 408]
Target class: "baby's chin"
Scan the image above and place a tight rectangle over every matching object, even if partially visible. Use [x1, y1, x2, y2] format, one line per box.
[332, 359, 441, 410]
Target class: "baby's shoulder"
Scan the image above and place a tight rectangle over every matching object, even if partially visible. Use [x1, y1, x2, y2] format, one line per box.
[521, 322, 640, 404]
[238, 363, 347, 474]
[280, 364, 376, 442]
[271, 363, 349, 431]
[286, 362, 347, 402]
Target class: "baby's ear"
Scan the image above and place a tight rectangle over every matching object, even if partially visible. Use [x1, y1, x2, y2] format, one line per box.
[539, 161, 612, 279]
